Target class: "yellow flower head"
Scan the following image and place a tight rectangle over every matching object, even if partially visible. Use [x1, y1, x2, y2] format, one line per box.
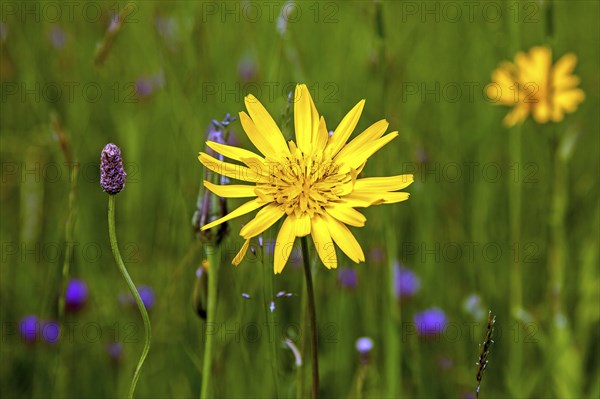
[198, 84, 413, 273]
[487, 46, 585, 127]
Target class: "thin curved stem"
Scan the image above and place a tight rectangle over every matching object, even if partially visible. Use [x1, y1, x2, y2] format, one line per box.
[201, 245, 220, 399]
[108, 195, 151, 399]
[300, 237, 319, 399]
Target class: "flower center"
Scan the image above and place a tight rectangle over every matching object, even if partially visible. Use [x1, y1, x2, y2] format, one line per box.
[256, 149, 354, 218]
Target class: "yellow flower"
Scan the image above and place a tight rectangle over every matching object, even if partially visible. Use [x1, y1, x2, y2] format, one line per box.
[198, 84, 413, 273]
[487, 46, 585, 127]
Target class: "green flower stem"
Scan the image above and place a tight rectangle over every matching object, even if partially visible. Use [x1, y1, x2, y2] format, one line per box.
[507, 123, 524, 397]
[384, 225, 401, 397]
[108, 195, 151, 399]
[58, 164, 78, 321]
[300, 237, 319, 399]
[507, 5, 523, 394]
[261, 243, 280, 398]
[548, 134, 567, 317]
[200, 244, 220, 399]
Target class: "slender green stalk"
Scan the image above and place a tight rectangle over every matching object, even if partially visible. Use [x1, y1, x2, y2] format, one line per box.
[296, 277, 308, 398]
[108, 196, 151, 399]
[548, 132, 567, 317]
[200, 244, 220, 399]
[58, 164, 78, 320]
[507, 122, 524, 397]
[261, 243, 281, 397]
[384, 225, 401, 397]
[506, 3, 523, 394]
[300, 237, 319, 399]
[52, 163, 78, 397]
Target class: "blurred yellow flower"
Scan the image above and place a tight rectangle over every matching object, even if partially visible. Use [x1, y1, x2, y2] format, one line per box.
[198, 84, 413, 273]
[487, 46, 585, 127]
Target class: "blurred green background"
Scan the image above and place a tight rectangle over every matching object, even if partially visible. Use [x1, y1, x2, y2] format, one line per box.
[1, 1, 598, 398]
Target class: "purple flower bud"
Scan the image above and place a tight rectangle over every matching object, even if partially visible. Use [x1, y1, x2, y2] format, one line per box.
[100, 143, 126, 194]
[355, 337, 374, 354]
[238, 56, 258, 82]
[241, 293, 251, 299]
[137, 285, 155, 310]
[19, 315, 39, 343]
[338, 267, 358, 289]
[393, 262, 420, 298]
[49, 26, 66, 49]
[414, 308, 447, 336]
[119, 285, 155, 311]
[41, 320, 60, 344]
[369, 247, 385, 263]
[65, 278, 88, 312]
[106, 342, 123, 362]
[135, 77, 153, 98]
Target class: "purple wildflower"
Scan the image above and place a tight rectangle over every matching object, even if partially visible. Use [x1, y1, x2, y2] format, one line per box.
[49, 26, 66, 49]
[106, 342, 123, 362]
[137, 285, 155, 310]
[369, 247, 385, 263]
[356, 337, 374, 364]
[238, 56, 258, 82]
[414, 308, 447, 336]
[338, 267, 358, 289]
[65, 278, 88, 312]
[355, 337, 374, 354]
[19, 315, 39, 343]
[100, 143, 126, 194]
[41, 320, 60, 344]
[393, 262, 420, 298]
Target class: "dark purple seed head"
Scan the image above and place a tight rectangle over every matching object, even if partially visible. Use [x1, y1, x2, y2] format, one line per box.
[100, 143, 127, 194]
[65, 278, 88, 312]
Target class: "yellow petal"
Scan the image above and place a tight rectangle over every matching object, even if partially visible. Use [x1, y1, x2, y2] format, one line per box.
[240, 204, 285, 238]
[310, 215, 337, 269]
[199, 152, 265, 183]
[294, 213, 311, 237]
[344, 191, 410, 206]
[314, 116, 328, 151]
[532, 99, 551, 124]
[201, 198, 265, 231]
[326, 205, 366, 227]
[333, 119, 389, 163]
[554, 88, 585, 112]
[323, 213, 365, 263]
[203, 181, 258, 198]
[354, 174, 414, 192]
[239, 111, 279, 158]
[206, 141, 265, 163]
[274, 216, 296, 274]
[294, 84, 319, 153]
[552, 53, 577, 79]
[232, 239, 251, 266]
[244, 95, 290, 155]
[503, 105, 529, 127]
[326, 99, 365, 157]
[336, 132, 398, 170]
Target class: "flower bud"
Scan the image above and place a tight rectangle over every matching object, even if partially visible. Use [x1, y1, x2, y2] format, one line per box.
[100, 143, 126, 194]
